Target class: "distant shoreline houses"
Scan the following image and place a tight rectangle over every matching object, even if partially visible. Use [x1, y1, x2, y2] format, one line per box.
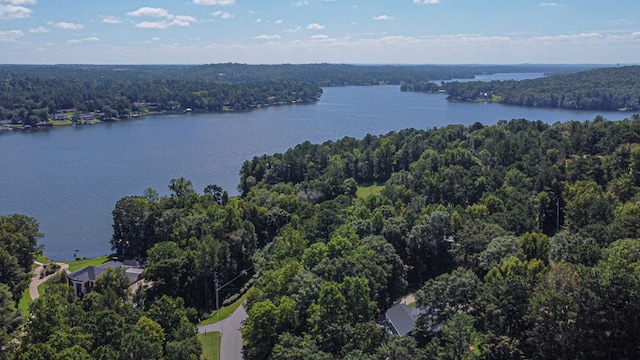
[66, 259, 143, 297]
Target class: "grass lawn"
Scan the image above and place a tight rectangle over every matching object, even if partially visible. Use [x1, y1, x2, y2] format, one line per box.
[18, 287, 31, 319]
[49, 119, 72, 126]
[66, 255, 110, 272]
[199, 292, 247, 326]
[356, 183, 385, 198]
[18, 255, 110, 318]
[198, 331, 221, 360]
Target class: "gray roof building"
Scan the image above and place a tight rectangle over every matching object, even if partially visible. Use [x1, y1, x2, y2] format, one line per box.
[67, 266, 105, 296]
[67, 260, 143, 297]
[385, 303, 424, 336]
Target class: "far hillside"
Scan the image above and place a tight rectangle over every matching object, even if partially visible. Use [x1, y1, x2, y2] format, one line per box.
[404, 65, 640, 111]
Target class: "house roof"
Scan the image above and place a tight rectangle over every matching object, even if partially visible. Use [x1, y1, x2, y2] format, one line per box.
[385, 304, 423, 336]
[99, 260, 124, 269]
[68, 259, 144, 286]
[67, 266, 105, 283]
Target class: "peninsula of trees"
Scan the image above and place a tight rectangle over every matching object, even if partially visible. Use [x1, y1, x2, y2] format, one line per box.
[5, 116, 640, 359]
[403, 65, 640, 111]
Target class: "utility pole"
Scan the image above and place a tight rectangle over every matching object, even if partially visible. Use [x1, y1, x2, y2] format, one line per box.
[556, 196, 560, 233]
[214, 271, 219, 312]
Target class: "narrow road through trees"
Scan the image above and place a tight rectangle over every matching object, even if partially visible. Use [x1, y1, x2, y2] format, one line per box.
[199, 305, 247, 360]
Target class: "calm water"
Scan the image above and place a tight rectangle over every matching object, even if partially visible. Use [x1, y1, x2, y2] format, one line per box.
[0, 83, 631, 259]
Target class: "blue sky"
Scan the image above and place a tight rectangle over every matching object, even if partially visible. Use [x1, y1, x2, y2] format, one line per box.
[0, 0, 639, 64]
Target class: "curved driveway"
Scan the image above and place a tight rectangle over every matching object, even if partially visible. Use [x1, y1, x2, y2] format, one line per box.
[199, 305, 247, 360]
[30, 261, 69, 301]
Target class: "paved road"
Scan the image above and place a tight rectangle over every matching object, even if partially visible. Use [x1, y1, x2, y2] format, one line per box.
[29, 262, 69, 301]
[199, 305, 247, 360]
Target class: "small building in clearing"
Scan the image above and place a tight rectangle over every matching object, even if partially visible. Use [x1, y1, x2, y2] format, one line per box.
[384, 303, 424, 336]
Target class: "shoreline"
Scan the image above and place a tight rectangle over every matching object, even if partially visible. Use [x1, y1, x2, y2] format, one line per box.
[0, 99, 320, 135]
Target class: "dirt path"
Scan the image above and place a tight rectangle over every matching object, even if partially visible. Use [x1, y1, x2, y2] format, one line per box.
[29, 262, 69, 301]
[400, 293, 416, 305]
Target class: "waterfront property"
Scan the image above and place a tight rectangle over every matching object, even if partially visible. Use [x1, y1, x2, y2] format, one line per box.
[66, 259, 143, 297]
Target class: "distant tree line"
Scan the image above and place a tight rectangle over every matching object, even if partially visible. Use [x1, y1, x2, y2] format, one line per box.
[0, 63, 593, 85]
[403, 65, 640, 111]
[0, 78, 321, 126]
[0, 63, 602, 126]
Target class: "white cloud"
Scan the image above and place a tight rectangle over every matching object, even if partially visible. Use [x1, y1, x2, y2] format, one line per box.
[127, 7, 171, 18]
[539, 2, 565, 7]
[127, 8, 196, 28]
[102, 16, 122, 24]
[0, 0, 36, 4]
[0, 29, 23, 41]
[287, 26, 301, 33]
[171, 15, 196, 26]
[307, 23, 325, 30]
[275, 19, 282, 24]
[0, 4, 31, 19]
[295, 1, 309, 6]
[310, 34, 328, 39]
[135, 21, 169, 29]
[29, 26, 49, 33]
[67, 36, 100, 44]
[212, 11, 234, 19]
[372, 15, 394, 21]
[413, 0, 440, 4]
[193, 0, 235, 5]
[55, 22, 84, 30]
[254, 34, 281, 40]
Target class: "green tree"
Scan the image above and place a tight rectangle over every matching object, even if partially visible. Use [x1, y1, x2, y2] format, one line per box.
[308, 281, 349, 354]
[519, 232, 549, 263]
[94, 267, 131, 302]
[110, 196, 155, 258]
[0, 283, 20, 357]
[563, 180, 617, 244]
[548, 230, 600, 265]
[242, 300, 278, 360]
[524, 263, 580, 360]
[415, 268, 482, 341]
[477, 235, 521, 272]
[407, 211, 453, 282]
[432, 313, 483, 360]
[270, 333, 333, 360]
[482, 256, 545, 341]
[119, 317, 164, 360]
[0, 214, 42, 301]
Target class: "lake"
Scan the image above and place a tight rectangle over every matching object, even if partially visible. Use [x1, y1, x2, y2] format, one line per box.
[0, 80, 631, 260]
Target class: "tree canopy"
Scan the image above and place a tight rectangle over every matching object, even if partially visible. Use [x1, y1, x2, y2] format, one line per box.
[404, 65, 640, 111]
[5, 113, 640, 359]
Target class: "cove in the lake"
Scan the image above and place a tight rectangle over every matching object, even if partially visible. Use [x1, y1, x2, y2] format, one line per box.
[0, 81, 632, 260]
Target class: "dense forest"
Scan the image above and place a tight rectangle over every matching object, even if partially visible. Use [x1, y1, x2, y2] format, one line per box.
[0, 63, 592, 84]
[5, 116, 640, 359]
[403, 65, 640, 112]
[0, 78, 321, 126]
[234, 116, 640, 359]
[0, 63, 598, 126]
